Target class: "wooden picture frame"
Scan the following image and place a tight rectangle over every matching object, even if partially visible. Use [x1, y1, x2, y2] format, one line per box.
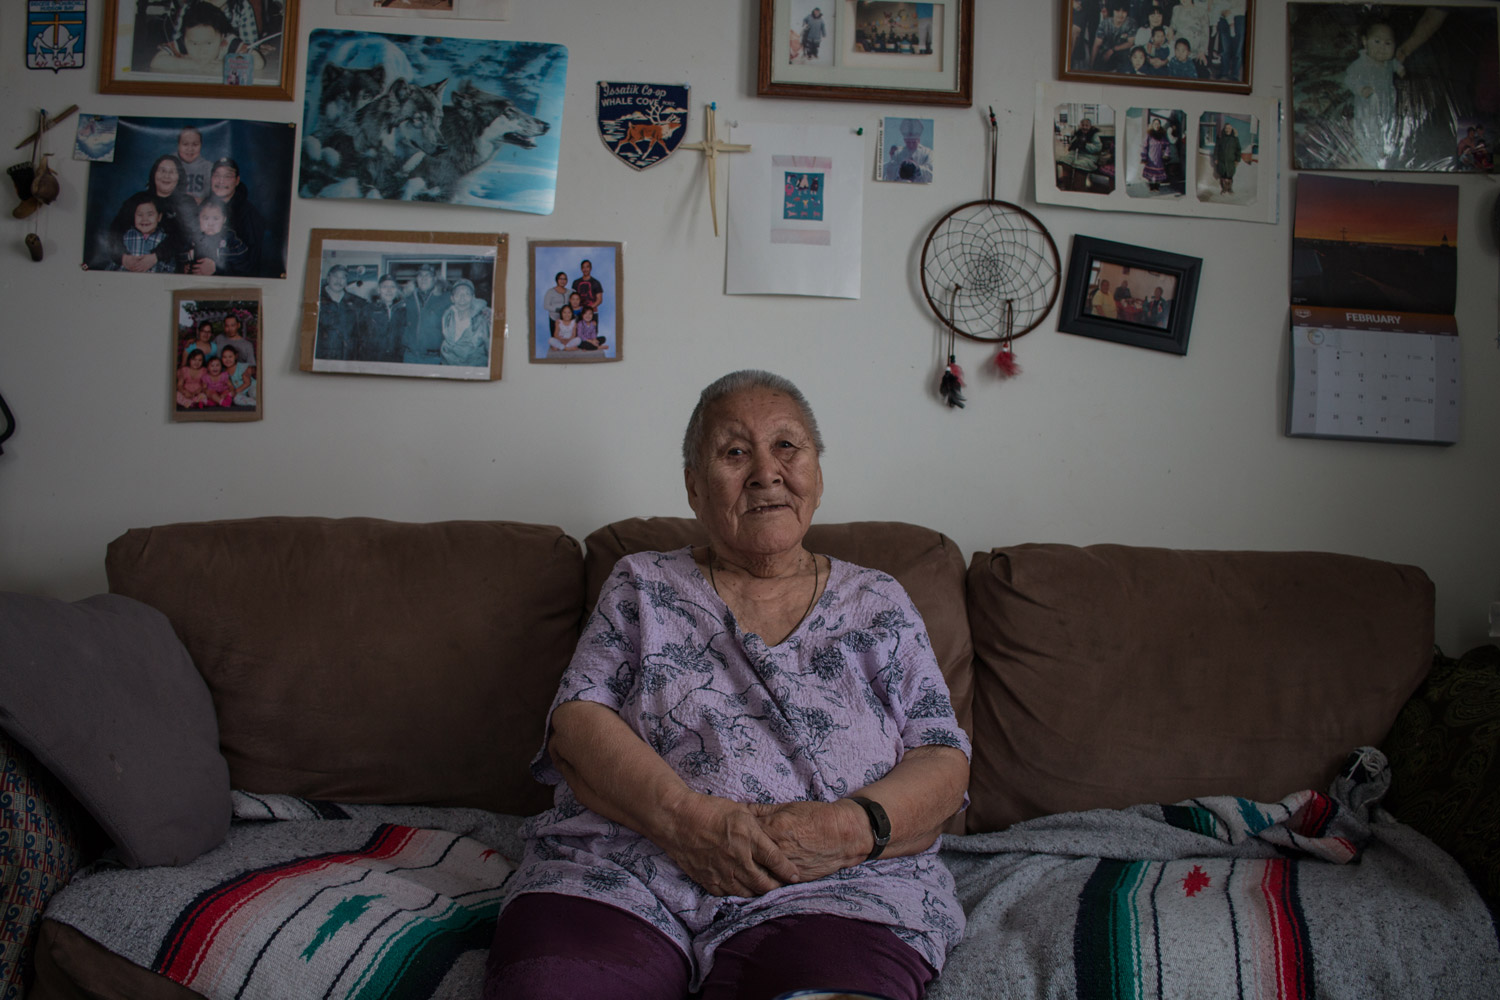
[529, 240, 624, 363]
[1057, 236, 1201, 355]
[1059, 0, 1253, 94]
[172, 287, 263, 421]
[299, 229, 507, 381]
[758, 0, 974, 106]
[100, 0, 300, 101]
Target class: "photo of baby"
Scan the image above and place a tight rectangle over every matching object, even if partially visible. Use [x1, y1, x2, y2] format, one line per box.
[1289, 2, 1500, 171]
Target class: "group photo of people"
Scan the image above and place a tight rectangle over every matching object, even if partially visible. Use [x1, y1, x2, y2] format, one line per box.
[1084, 262, 1179, 329]
[1067, 0, 1248, 84]
[83, 116, 293, 278]
[121, 0, 287, 85]
[173, 297, 261, 417]
[310, 250, 498, 374]
[532, 244, 621, 362]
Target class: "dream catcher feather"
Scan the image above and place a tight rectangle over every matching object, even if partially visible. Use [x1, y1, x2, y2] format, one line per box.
[921, 109, 1060, 401]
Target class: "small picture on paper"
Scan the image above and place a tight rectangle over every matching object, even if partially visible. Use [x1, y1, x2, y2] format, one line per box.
[846, 1, 943, 72]
[772, 154, 834, 244]
[74, 114, 119, 162]
[1124, 108, 1185, 198]
[1196, 111, 1259, 204]
[787, 1, 834, 66]
[877, 116, 934, 183]
[1052, 103, 1116, 194]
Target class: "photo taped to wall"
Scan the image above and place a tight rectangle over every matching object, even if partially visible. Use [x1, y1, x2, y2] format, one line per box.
[529, 240, 623, 363]
[82, 116, 295, 278]
[172, 287, 263, 422]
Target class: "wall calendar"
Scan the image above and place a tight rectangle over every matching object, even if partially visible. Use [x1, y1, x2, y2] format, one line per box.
[1287, 306, 1460, 445]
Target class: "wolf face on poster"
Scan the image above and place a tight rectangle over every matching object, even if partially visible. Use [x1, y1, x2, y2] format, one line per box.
[82, 117, 294, 278]
[300, 29, 567, 213]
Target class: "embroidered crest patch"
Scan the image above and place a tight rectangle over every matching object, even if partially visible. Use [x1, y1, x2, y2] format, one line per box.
[597, 82, 690, 170]
[27, 0, 86, 72]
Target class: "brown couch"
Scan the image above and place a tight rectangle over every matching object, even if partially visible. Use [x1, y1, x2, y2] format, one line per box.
[19, 515, 1459, 997]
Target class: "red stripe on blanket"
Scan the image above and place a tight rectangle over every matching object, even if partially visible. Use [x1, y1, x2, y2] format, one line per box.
[1259, 859, 1314, 1000]
[153, 823, 417, 981]
[1290, 792, 1336, 839]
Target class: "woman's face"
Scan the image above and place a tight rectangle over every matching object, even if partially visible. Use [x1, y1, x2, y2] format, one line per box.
[153, 158, 179, 196]
[555, 273, 568, 289]
[452, 284, 473, 309]
[685, 388, 824, 564]
[197, 324, 213, 342]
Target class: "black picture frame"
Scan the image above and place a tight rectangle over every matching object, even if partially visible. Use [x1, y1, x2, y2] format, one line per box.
[1058, 236, 1201, 354]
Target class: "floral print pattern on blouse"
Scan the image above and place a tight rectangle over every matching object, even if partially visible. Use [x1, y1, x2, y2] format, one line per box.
[502, 547, 971, 988]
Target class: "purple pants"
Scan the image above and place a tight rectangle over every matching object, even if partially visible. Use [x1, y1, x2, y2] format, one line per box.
[484, 892, 935, 1000]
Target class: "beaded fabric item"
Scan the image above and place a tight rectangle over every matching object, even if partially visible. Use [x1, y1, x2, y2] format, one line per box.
[0, 730, 93, 1000]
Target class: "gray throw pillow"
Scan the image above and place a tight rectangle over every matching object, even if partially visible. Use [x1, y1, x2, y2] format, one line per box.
[0, 592, 230, 867]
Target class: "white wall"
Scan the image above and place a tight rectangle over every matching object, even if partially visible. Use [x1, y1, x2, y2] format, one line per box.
[2, 0, 1496, 653]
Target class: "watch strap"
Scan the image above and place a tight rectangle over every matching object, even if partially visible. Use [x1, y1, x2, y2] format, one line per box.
[849, 795, 891, 862]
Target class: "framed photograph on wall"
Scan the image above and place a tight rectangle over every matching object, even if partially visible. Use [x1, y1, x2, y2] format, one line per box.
[529, 241, 623, 363]
[1057, 236, 1201, 355]
[334, 0, 511, 19]
[758, 0, 974, 106]
[1060, 0, 1253, 94]
[298, 229, 507, 381]
[100, 0, 300, 101]
[172, 288, 263, 422]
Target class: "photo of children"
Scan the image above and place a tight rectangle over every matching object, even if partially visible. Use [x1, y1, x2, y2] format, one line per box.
[1195, 111, 1258, 204]
[530, 242, 622, 363]
[1124, 107, 1186, 198]
[1289, 3, 1500, 171]
[83, 116, 294, 278]
[1064, 0, 1251, 90]
[788, 2, 833, 66]
[115, 0, 287, 88]
[172, 292, 262, 422]
[304, 237, 502, 379]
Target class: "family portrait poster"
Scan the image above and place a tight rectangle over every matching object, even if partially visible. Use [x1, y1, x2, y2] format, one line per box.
[82, 116, 294, 278]
[1289, 3, 1500, 172]
[299, 28, 567, 213]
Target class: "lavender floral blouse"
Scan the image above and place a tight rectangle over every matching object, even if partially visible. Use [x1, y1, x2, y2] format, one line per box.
[502, 547, 971, 987]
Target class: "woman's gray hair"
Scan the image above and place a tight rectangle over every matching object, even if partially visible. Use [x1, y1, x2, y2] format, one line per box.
[682, 370, 824, 471]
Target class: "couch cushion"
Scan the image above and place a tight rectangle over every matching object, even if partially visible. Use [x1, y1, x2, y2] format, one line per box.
[583, 517, 974, 741]
[0, 592, 229, 868]
[1382, 643, 1500, 913]
[965, 544, 1434, 833]
[106, 517, 585, 816]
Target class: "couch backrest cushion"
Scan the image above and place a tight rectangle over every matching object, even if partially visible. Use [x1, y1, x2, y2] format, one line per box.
[106, 517, 584, 815]
[964, 544, 1434, 834]
[0, 592, 228, 867]
[583, 517, 974, 741]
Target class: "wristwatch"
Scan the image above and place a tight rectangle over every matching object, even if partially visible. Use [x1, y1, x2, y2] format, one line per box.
[849, 795, 891, 862]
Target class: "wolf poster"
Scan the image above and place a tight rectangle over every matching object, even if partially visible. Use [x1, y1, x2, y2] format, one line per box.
[300, 28, 567, 213]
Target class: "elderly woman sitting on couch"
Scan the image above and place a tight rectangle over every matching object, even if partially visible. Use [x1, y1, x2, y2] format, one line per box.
[485, 370, 971, 1000]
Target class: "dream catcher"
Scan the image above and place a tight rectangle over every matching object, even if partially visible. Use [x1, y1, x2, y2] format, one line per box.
[921, 108, 1061, 405]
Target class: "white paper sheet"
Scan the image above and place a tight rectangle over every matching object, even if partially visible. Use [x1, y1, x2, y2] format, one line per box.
[726, 124, 864, 298]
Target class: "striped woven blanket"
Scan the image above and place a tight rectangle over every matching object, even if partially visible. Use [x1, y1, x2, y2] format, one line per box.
[930, 748, 1500, 999]
[45, 794, 526, 999]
